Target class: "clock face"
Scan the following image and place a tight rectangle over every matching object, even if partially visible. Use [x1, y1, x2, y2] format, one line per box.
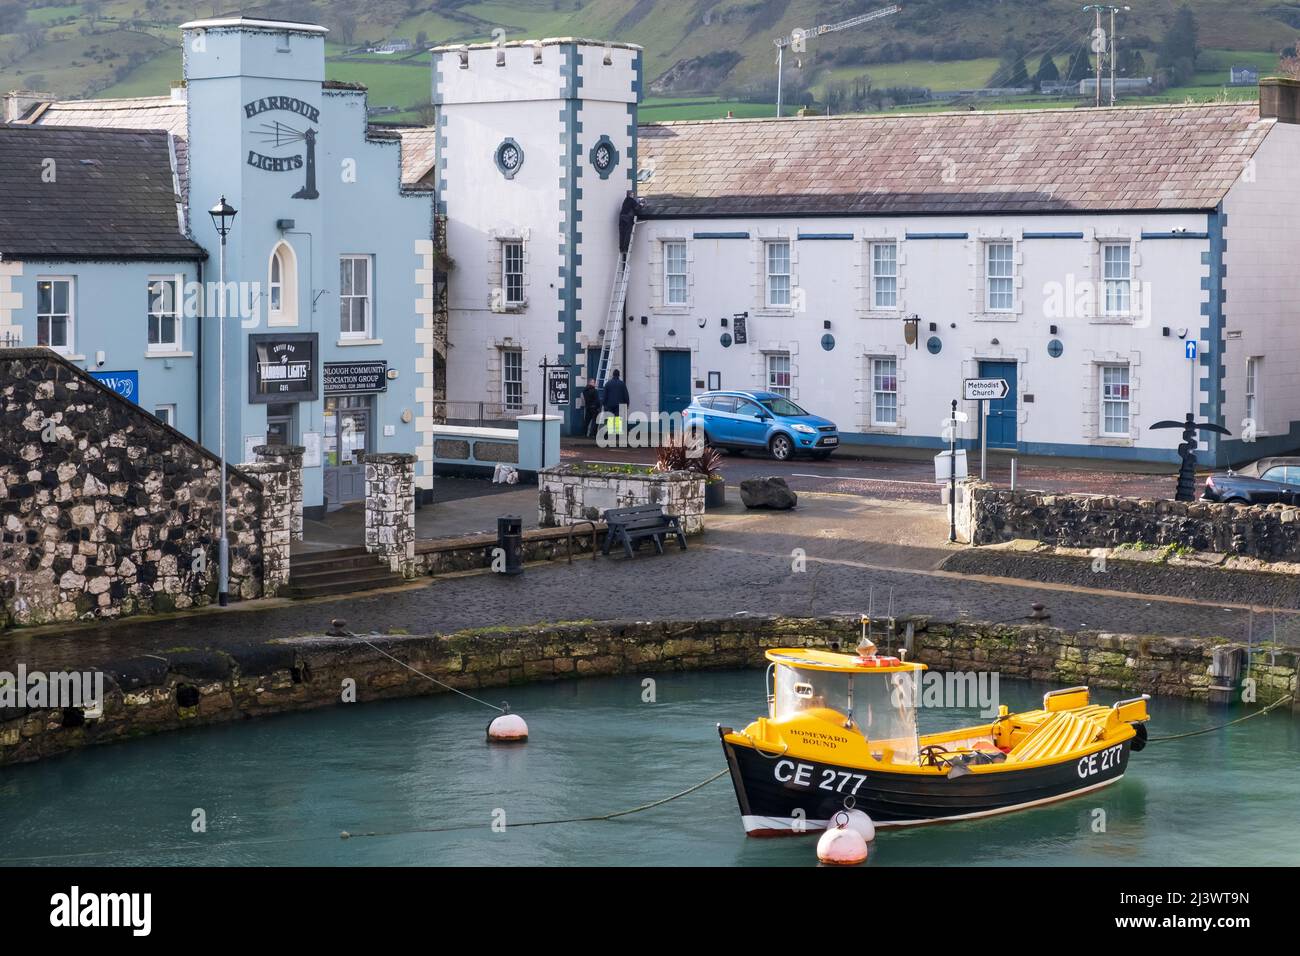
[594, 145, 611, 169]
[495, 139, 525, 179]
[588, 135, 619, 179]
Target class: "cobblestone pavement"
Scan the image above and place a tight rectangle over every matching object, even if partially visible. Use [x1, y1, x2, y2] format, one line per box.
[6, 493, 1296, 674]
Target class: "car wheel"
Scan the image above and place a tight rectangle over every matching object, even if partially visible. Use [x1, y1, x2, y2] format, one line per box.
[769, 434, 793, 462]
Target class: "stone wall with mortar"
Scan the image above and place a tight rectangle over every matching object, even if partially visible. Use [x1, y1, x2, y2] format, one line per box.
[969, 483, 1300, 560]
[0, 349, 275, 627]
[2, 614, 1293, 767]
[365, 453, 416, 576]
[237, 461, 293, 597]
[538, 465, 705, 533]
[254, 445, 304, 541]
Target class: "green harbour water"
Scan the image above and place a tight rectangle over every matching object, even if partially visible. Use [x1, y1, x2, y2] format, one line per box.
[1, 670, 1297, 867]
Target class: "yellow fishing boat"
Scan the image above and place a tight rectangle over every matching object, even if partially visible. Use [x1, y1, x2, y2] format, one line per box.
[719, 642, 1150, 836]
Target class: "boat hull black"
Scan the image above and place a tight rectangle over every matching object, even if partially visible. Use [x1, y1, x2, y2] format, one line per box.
[721, 734, 1130, 835]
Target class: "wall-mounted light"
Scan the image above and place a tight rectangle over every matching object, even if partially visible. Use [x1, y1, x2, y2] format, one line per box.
[276, 218, 295, 231]
[640, 315, 648, 326]
[990, 338, 1000, 346]
[823, 320, 831, 330]
[720, 317, 729, 327]
[667, 329, 677, 337]
[928, 322, 937, 332]
[1049, 324, 1058, 335]
[386, 368, 399, 380]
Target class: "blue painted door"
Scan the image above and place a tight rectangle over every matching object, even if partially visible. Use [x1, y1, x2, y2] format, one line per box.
[979, 361, 1018, 449]
[658, 350, 692, 417]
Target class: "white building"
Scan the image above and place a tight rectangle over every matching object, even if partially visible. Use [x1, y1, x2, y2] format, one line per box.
[432, 51, 1300, 465]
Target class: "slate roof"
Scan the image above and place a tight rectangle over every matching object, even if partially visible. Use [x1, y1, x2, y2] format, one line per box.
[29, 95, 191, 208]
[637, 103, 1274, 217]
[0, 125, 206, 261]
[20, 92, 436, 195]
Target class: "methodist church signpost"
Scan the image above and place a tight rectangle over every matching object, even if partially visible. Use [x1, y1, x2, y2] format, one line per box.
[963, 376, 1009, 482]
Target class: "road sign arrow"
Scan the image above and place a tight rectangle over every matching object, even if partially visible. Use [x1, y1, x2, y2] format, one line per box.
[963, 377, 1009, 401]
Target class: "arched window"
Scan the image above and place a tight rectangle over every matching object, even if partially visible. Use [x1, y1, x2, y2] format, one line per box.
[267, 241, 298, 326]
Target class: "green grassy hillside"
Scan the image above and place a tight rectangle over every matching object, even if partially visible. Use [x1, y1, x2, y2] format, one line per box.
[1, 0, 1293, 121]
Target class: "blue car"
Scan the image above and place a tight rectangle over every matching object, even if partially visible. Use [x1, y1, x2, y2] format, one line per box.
[684, 391, 840, 461]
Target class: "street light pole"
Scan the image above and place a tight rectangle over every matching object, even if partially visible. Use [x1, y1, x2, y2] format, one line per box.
[209, 196, 237, 607]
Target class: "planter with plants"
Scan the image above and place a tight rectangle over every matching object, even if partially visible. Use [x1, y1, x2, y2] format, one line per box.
[656, 442, 725, 510]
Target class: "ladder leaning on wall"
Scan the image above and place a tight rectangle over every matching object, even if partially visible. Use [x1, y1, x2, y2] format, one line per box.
[595, 221, 636, 389]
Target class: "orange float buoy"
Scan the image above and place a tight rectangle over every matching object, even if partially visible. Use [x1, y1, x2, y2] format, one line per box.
[486, 712, 529, 743]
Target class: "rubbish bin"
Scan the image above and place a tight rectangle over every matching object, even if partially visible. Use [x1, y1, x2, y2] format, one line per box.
[496, 515, 523, 576]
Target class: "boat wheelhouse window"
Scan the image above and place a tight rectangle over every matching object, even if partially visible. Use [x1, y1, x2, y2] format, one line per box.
[772, 664, 920, 764]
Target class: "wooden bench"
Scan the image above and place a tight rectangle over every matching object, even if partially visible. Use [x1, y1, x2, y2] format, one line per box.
[601, 504, 687, 559]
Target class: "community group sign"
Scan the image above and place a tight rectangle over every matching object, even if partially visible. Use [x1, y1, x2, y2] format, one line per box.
[324, 361, 388, 395]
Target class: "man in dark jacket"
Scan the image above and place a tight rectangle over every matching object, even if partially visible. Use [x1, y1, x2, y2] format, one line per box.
[581, 378, 601, 438]
[603, 369, 630, 416]
[618, 192, 642, 254]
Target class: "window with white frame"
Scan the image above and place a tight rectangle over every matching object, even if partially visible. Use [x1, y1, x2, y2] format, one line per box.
[1102, 243, 1132, 315]
[871, 356, 898, 426]
[502, 241, 525, 306]
[765, 240, 791, 307]
[664, 241, 688, 305]
[36, 277, 73, 353]
[1100, 365, 1131, 437]
[502, 348, 523, 411]
[767, 352, 792, 396]
[339, 255, 373, 338]
[985, 242, 1014, 312]
[147, 277, 180, 351]
[153, 404, 176, 427]
[871, 242, 898, 309]
[1246, 356, 1261, 425]
[267, 242, 298, 326]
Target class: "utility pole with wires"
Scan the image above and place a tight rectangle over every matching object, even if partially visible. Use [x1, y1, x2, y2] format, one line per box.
[1083, 4, 1130, 107]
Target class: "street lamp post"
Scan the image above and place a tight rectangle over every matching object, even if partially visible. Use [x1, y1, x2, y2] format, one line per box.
[209, 196, 237, 607]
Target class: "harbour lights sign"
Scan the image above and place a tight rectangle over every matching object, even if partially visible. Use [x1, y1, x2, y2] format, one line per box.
[245, 94, 320, 199]
[249, 333, 319, 403]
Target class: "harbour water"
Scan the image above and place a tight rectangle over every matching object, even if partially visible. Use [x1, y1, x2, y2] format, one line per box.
[1, 671, 1297, 866]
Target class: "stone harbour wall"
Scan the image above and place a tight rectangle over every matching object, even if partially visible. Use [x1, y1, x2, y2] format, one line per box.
[2, 614, 1293, 767]
[969, 484, 1300, 560]
[538, 465, 705, 533]
[0, 349, 276, 627]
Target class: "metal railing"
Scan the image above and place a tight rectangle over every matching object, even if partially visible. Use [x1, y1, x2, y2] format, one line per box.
[442, 400, 538, 429]
[0, 329, 23, 348]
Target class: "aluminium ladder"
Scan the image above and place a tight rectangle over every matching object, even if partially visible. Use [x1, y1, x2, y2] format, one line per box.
[595, 221, 636, 389]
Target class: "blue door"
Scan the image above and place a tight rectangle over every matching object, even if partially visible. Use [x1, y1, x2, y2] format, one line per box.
[658, 350, 692, 417]
[979, 360, 1018, 449]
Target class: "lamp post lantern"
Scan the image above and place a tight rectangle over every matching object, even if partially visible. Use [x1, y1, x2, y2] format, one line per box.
[209, 195, 237, 606]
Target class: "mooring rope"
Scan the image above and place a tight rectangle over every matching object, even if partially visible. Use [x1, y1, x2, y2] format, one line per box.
[1148, 695, 1293, 742]
[351, 632, 507, 714]
[341, 769, 729, 840]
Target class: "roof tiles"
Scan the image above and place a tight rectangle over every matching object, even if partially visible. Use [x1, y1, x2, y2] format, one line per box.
[637, 103, 1272, 217]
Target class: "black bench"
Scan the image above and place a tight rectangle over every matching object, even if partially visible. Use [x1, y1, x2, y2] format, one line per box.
[602, 504, 688, 559]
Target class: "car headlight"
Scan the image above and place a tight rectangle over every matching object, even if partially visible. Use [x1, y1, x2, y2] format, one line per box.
[792, 424, 816, 434]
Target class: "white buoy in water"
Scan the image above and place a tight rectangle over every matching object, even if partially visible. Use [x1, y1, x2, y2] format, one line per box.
[840, 808, 876, 843]
[816, 822, 869, 866]
[487, 712, 529, 743]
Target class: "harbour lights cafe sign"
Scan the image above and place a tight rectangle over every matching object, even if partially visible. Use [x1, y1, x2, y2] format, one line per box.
[249, 333, 319, 403]
[245, 94, 320, 200]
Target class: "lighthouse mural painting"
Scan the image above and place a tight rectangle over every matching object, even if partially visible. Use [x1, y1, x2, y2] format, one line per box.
[245, 94, 320, 200]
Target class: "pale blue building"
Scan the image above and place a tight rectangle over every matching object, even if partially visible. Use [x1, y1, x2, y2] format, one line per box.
[2, 17, 439, 516]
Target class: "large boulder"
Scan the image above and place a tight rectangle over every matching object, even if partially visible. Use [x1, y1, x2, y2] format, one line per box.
[740, 476, 798, 510]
